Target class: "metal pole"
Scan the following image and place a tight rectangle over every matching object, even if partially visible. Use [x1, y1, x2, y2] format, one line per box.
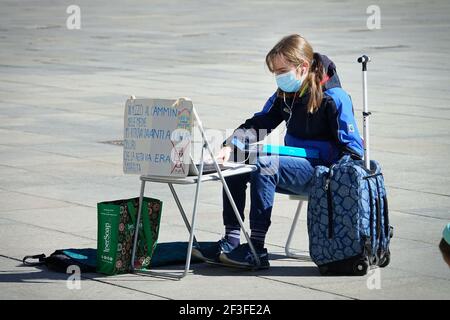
[285, 200, 303, 257]
[183, 141, 205, 277]
[358, 55, 371, 170]
[130, 179, 145, 272]
[168, 183, 199, 247]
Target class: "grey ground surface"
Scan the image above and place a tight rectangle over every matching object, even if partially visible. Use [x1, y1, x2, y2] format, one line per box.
[0, 0, 449, 300]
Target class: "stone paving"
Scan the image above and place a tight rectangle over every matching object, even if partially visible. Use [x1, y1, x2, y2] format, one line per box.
[0, 0, 449, 299]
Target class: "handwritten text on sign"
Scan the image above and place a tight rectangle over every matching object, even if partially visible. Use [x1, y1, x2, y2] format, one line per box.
[123, 98, 193, 177]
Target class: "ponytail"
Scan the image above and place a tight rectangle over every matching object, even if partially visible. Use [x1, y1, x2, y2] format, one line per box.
[304, 52, 324, 113]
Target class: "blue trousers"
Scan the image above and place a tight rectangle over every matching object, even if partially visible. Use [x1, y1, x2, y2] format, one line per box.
[222, 156, 315, 232]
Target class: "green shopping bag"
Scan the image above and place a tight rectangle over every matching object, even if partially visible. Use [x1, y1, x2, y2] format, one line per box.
[96, 197, 163, 275]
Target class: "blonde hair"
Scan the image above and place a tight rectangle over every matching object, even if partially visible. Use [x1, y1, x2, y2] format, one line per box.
[266, 34, 325, 113]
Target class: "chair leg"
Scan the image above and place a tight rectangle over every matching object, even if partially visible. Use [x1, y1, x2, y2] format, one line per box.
[130, 179, 146, 272]
[182, 143, 206, 278]
[285, 200, 309, 260]
[168, 183, 199, 247]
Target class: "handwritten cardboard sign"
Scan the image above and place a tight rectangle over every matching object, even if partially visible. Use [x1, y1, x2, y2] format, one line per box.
[123, 97, 193, 177]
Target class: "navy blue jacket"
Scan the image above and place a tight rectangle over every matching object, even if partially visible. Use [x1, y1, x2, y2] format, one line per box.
[224, 54, 364, 166]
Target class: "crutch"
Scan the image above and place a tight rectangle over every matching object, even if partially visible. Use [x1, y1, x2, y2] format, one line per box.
[357, 55, 371, 170]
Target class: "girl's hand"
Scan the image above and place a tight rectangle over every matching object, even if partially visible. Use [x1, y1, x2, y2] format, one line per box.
[216, 146, 232, 163]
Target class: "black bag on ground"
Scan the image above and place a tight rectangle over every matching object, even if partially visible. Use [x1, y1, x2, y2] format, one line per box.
[23, 248, 96, 273]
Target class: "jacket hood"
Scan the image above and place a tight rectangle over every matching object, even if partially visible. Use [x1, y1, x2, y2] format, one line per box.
[319, 54, 341, 90]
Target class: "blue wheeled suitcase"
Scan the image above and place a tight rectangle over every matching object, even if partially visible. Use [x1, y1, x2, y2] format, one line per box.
[307, 155, 393, 275]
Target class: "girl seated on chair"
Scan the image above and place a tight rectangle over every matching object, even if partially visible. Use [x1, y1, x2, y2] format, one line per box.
[192, 34, 364, 269]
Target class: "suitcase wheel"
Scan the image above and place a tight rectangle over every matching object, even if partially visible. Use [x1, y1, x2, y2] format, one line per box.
[318, 266, 329, 275]
[379, 251, 391, 268]
[352, 260, 369, 276]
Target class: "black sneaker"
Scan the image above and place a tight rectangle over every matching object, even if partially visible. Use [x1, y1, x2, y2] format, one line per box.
[219, 243, 270, 269]
[191, 237, 238, 263]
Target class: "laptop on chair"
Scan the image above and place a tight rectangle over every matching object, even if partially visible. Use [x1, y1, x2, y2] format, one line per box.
[187, 155, 229, 176]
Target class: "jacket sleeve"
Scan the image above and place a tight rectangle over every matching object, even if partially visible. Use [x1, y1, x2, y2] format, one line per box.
[222, 92, 284, 146]
[325, 89, 364, 159]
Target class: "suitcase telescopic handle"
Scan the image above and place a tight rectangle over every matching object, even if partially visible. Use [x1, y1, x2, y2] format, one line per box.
[357, 55, 371, 170]
[357, 55, 371, 70]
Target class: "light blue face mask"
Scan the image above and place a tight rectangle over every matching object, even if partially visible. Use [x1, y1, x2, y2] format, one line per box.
[276, 70, 302, 93]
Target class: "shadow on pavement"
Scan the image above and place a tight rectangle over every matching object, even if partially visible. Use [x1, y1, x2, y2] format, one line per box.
[1, 248, 319, 284]
[0, 265, 73, 283]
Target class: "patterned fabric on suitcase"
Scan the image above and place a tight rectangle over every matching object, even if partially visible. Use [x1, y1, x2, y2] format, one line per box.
[307, 155, 393, 276]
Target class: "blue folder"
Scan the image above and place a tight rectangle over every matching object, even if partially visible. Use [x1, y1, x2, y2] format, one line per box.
[262, 144, 320, 159]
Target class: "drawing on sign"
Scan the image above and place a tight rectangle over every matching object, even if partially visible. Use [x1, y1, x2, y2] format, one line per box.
[177, 107, 192, 130]
[170, 106, 192, 174]
[170, 139, 187, 174]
